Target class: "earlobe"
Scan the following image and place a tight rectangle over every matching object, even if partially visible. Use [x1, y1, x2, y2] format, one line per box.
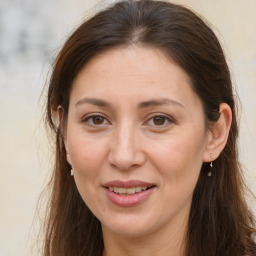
[203, 103, 232, 162]
[66, 154, 72, 166]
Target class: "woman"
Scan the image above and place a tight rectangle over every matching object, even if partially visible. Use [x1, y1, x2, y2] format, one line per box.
[41, 0, 256, 255]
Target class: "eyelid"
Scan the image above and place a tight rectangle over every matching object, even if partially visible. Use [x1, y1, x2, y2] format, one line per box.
[81, 112, 176, 128]
[82, 113, 111, 126]
[144, 113, 176, 127]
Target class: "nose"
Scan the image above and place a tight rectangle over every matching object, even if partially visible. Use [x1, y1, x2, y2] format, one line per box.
[108, 123, 146, 171]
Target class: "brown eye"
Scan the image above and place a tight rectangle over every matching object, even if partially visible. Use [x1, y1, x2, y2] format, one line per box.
[153, 116, 166, 125]
[84, 115, 108, 126]
[92, 116, 105, 125]
[145, 114, 174, 128]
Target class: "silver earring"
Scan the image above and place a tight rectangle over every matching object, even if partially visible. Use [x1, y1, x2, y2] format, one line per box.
[208, 155, 214, 177]
[67, 154, 73, 176]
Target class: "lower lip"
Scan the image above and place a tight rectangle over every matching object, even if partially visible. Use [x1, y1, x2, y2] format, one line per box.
[104, 187, 155, 207]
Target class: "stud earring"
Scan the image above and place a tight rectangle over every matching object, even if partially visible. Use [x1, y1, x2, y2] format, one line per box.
[71, 169, 74, 176]
[208, 155, 214, 177]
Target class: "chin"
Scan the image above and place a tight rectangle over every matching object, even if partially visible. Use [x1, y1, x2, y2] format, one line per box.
[101, 213, 160, 238]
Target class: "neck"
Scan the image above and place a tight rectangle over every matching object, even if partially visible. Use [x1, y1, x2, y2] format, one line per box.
[102, 213, 188, 256]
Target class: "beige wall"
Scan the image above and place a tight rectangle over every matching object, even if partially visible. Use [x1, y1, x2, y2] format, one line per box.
[0, 1, 255, 255]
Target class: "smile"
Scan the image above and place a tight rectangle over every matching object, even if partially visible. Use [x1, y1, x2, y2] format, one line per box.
[103, 180, 156, 207]
[108, 186, 151, 195]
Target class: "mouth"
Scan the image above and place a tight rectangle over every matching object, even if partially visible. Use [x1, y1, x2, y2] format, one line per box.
[103, 180, 156, 207]
[107, 186, 155, 195]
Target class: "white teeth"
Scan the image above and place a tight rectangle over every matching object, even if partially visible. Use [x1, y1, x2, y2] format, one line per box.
[108, 186, 150, 195]
[135, 186, 142, 192]
[126, 187, 136, 194]
[119, 188, 126, 194]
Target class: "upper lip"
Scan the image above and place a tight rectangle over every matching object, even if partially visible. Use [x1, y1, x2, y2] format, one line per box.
[103, 180, 156, 188]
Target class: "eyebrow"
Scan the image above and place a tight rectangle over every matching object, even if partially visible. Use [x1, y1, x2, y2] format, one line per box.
[138, 98, 185, 109]
[75, 97, 184, 109]
[75, 97, 112, 108]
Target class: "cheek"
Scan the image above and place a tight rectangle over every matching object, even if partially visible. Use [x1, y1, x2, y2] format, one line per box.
[149, 131, 206, 184]
[67, 134, 108, 199]
[68, 131, 107, 172]
[69, 138, 109, 215]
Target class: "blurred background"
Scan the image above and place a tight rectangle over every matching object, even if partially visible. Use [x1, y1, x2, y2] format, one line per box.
[0, 0, 255, 255]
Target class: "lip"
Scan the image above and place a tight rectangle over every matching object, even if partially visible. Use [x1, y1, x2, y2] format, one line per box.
[103, 180, 156, 207]
[103, 180, 155, 188]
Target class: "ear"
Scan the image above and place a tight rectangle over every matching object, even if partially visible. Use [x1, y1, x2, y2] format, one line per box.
[57, 105, 72, 165]
[57, 105, 66, 138]
[203, 103, 232, 162]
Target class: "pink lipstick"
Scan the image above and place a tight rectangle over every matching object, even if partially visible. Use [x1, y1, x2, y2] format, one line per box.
[103, 180, 156, 207]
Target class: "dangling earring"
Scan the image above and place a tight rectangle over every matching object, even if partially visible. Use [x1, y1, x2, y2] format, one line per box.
[67, 154, 74, 176]
[208, 155, 214, 177]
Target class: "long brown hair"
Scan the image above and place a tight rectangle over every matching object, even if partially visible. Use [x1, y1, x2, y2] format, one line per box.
[41, 1, 256, 255]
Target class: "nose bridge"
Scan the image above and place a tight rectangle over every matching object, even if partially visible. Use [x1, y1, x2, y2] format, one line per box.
[117, 119, 133, 146]
[108, 119, 145, 170]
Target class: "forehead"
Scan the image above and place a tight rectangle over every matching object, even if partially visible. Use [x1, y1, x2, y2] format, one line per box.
[76, 45, 190, 80]
[70, 46, 200, 109]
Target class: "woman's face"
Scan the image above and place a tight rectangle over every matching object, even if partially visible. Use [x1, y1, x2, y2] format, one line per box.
[65, 46, 211, 238]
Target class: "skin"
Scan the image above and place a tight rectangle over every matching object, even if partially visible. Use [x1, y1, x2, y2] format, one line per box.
[61, 46, 232, 256]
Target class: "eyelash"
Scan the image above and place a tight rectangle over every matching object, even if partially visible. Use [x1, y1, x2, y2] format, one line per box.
[83, 114, 110, 126]
[82, 114, 175, 128]
[146, 114, 175, 127]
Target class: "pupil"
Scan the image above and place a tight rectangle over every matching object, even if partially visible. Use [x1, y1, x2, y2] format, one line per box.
[93, 116, 104, 124]
[154, 116, 165, 125]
